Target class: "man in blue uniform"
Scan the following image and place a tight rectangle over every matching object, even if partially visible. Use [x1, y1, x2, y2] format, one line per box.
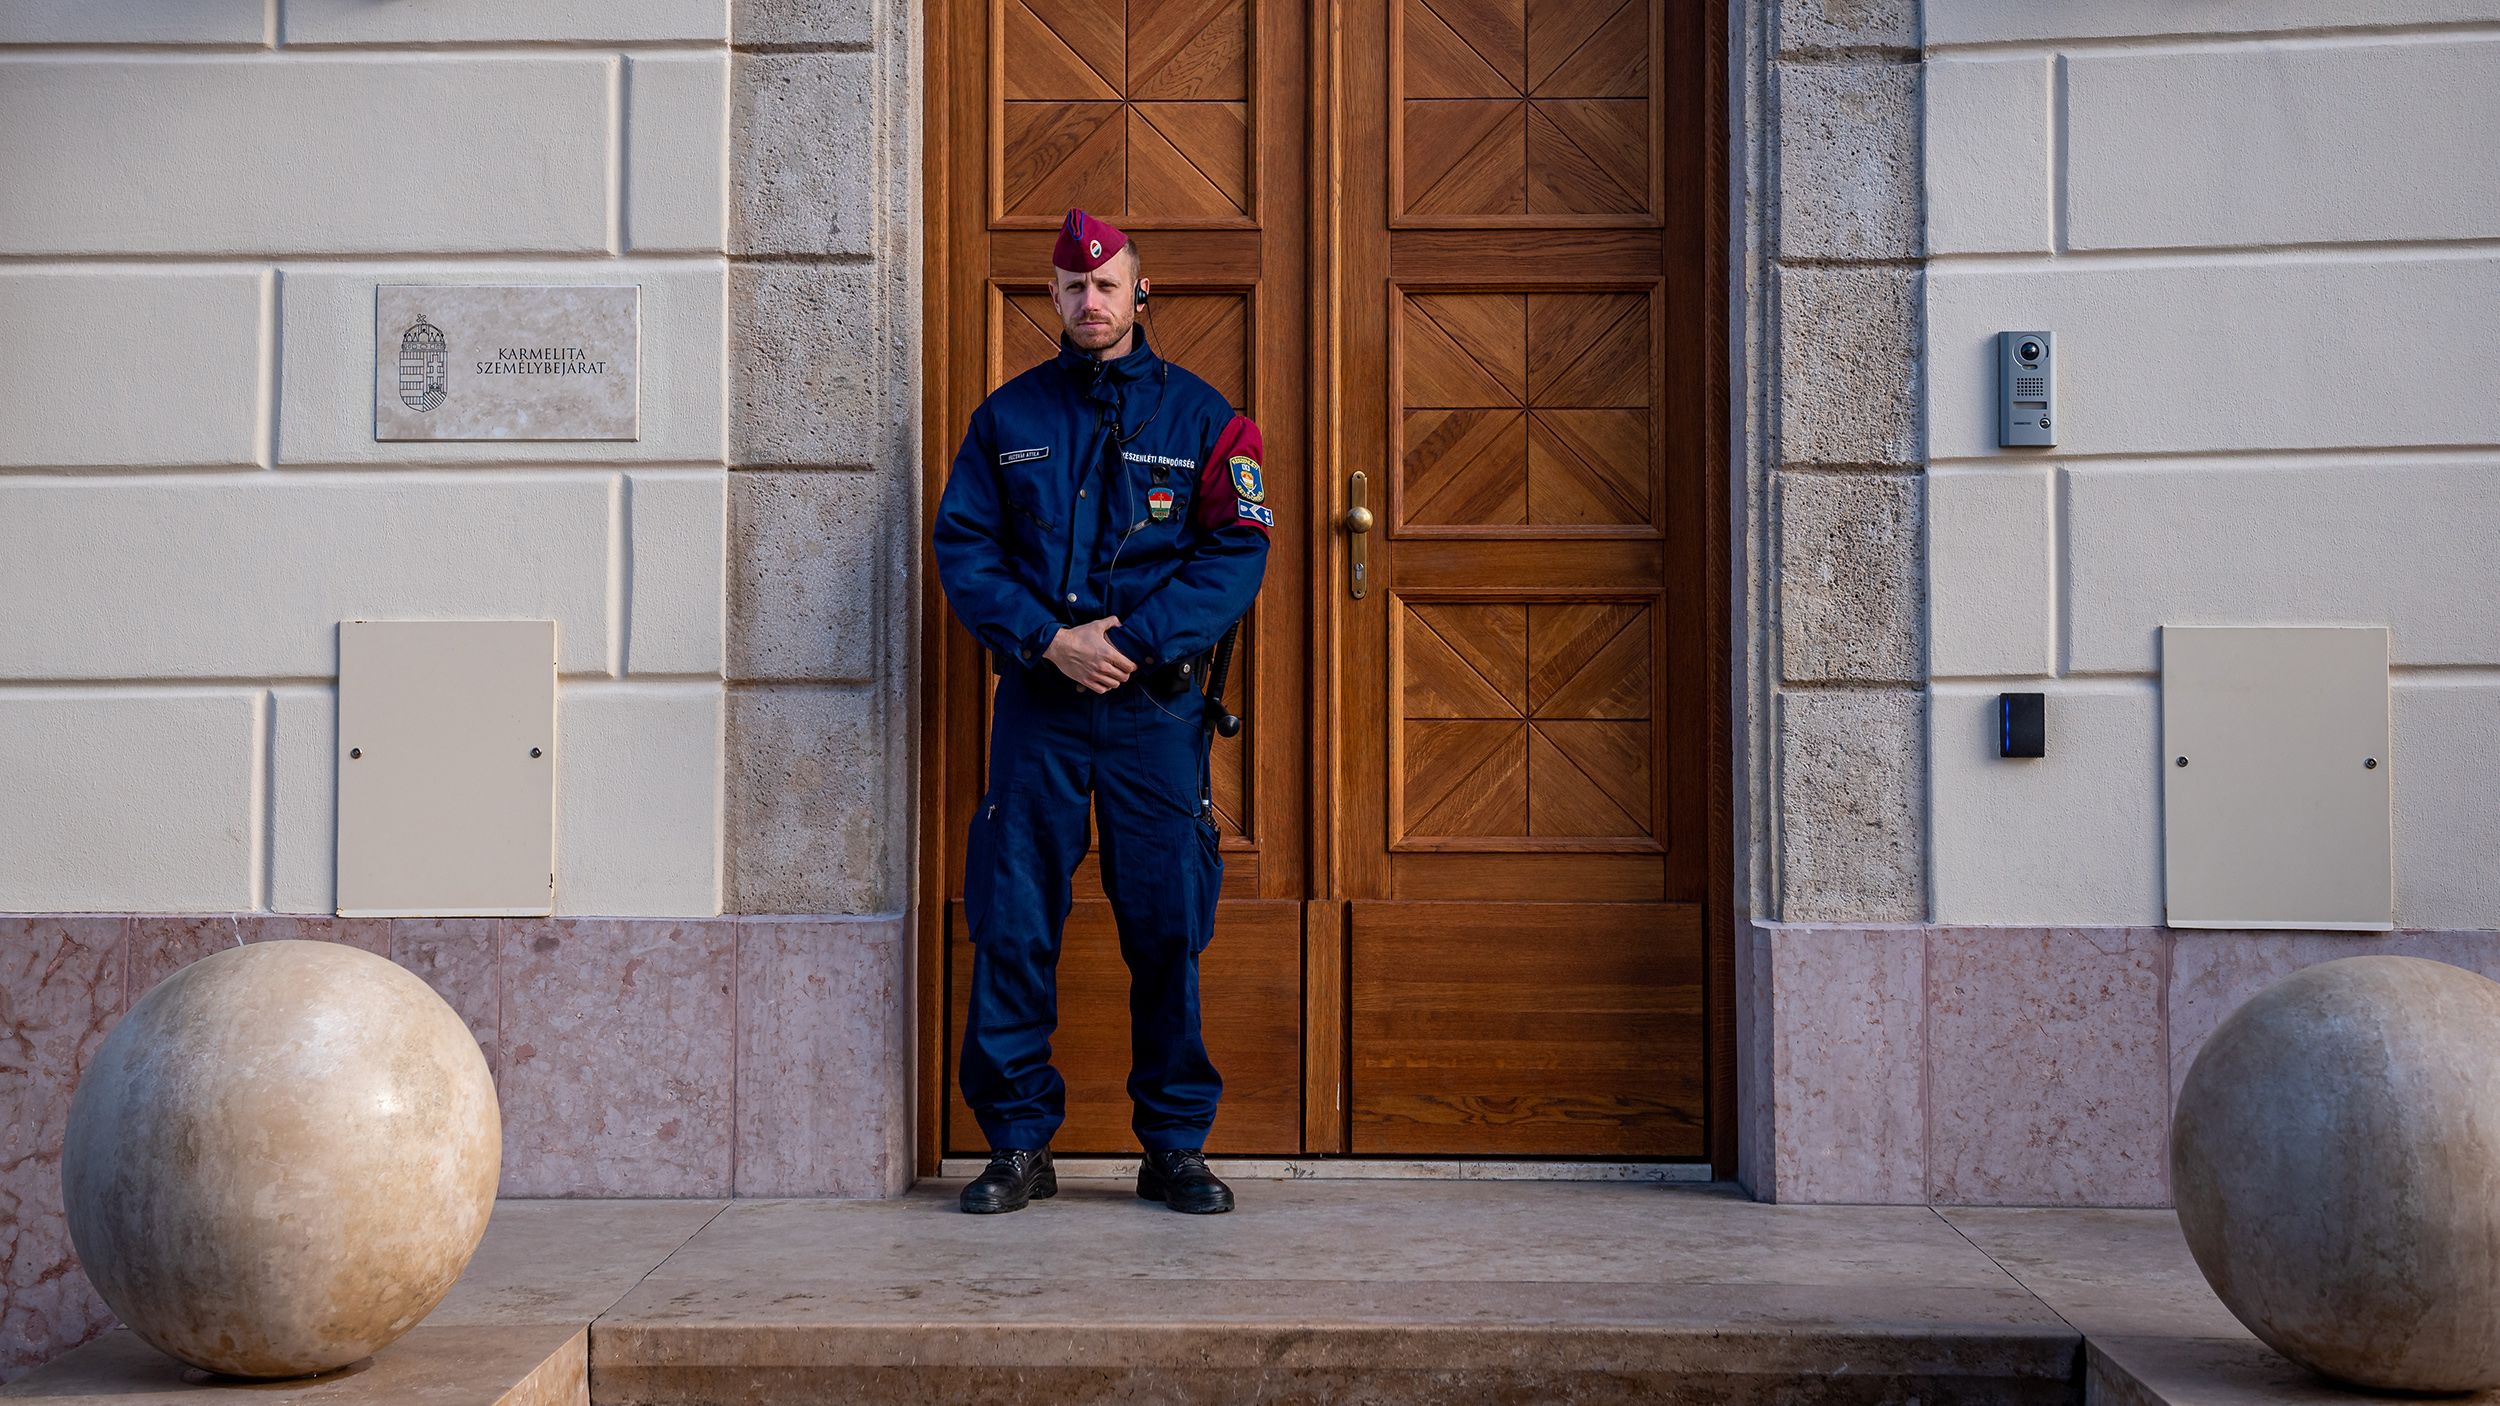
[934, 209, 1273, 1215]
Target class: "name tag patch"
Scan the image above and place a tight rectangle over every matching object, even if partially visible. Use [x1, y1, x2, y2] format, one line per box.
[998, 446, 1050, 465]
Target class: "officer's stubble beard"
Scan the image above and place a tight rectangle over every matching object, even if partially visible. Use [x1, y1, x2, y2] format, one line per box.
[1053, 245, 1148, 360]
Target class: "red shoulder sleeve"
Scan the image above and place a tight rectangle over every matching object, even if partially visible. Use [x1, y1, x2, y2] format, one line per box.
[1193, 414, 1270, 537]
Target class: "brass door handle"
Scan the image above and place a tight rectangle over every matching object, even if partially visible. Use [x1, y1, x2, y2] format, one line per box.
[1344, 472, 1371, 599]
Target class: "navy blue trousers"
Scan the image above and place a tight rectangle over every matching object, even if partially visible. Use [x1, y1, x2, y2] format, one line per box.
[957, 664, 1224, 1152]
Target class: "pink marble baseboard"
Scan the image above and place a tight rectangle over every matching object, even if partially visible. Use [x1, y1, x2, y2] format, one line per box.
[2168, 930, 2500, 1108]
[1745, 923, 2500, 1210]
[498, 918, 739, 1198]
[1747, 925, 1927, 1205]
[735, 919, 911, 1198]
[1927, 928, 2167, 1208]
[0, 918, 125, 1383]
[0, 911, 913, 1385]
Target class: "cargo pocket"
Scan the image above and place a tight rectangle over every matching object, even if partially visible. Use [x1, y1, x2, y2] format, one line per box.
[1132, 696, 1213, 817]
[1189, 815, 1223, 955]
[962, 798, 1004, 945]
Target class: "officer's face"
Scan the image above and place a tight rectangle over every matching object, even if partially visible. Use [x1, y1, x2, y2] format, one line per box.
[1051, 252, 1144, 354]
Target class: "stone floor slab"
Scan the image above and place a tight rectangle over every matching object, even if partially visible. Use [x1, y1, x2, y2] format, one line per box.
[1938, 1206, 2248, 1342]
[428, 1199, 726, 1327]
[602, 1181, 2027, 1299]
[2088, 1335, 2500, 1406]
[1948, 1207, 2500, 1405]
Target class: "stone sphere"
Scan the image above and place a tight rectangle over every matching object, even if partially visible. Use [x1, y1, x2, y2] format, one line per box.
[2172, 954, 2500, 1393]
[62, 939, 500, 1379]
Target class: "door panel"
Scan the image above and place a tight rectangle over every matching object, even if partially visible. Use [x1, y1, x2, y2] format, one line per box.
[1392, 597, 1664, 850]
[1389, 0, 1663, 226]
[997, 0, 1256, 226]
[935, 0, 1309, 1156]
[1334, 0, 1708, 1153]
[1348, 902, 1704, 1155]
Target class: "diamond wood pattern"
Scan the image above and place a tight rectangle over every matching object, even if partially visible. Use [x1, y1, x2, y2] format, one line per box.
[1395, 0, 1652, 220]
[1396, 598, 1654, 842]
[999, 0, 1252, 222]
[1399, 290, 1652, 527]
[994, 289, 1250, 410]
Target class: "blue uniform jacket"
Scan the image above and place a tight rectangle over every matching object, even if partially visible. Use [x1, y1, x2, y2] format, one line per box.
[934, 327, 1273, 681]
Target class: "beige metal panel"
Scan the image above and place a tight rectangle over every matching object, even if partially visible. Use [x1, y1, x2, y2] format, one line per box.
[338, 620, 557, 918]
[2160, 626, 2393, 931]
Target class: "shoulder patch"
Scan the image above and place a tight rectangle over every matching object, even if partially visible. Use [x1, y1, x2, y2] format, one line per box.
[998, 446, 1049, 466]
[1229, 455, 1266, 504]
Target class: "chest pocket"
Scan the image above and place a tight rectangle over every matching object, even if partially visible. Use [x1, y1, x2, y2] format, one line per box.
[999, 470, 1057, 538]
[1135, 481, 1191, 533]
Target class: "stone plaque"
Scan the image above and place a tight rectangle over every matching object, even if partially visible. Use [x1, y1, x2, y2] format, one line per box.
[375, 284, 639, 440]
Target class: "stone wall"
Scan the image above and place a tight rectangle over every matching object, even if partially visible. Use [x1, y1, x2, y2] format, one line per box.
[716, 0, 922, 1207]
[1922, 2, 2500, 929]
[0, 0, 925, 1379]
[0, 7, 731, 919]
[1739, 0, 1930, 928]
[1743, 0, 2500, 1205]
[725, 0, 922, 918]
[1731, 0, 1930, 1192]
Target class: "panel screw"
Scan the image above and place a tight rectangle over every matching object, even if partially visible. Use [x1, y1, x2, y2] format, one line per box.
[2175, 756, 2188, 767]
[349, 747, 362, 759]
[531, 747, 544, 758]
[2365, 757, 2377, 769]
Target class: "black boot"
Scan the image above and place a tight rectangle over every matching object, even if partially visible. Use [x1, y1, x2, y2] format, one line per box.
[960, 1148, 1056, 1214]
[1137, 1149, 1234, 1214]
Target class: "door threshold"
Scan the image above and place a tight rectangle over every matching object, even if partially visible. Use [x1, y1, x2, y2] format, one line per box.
[937, 1156, 1714, 1183]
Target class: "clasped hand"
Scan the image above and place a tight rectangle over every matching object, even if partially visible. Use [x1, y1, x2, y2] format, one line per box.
[1044, 617, 1135, 693]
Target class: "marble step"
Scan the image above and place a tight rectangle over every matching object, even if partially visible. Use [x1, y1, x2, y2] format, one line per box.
[588, 1181, 2084, 1405]
[595, 1317, 2081, 1405]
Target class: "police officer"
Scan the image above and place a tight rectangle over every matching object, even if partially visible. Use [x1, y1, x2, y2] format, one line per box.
[934, 209, 1274, 1215]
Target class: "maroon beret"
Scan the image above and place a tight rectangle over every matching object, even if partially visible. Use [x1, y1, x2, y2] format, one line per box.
[1052, 208, 1129, 273]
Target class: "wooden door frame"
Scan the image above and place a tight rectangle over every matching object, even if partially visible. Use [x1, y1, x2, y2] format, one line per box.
[914, 0, 1733, 1179]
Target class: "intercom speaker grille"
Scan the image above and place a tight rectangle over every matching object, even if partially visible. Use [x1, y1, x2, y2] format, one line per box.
[2015, 376, 2046, 397]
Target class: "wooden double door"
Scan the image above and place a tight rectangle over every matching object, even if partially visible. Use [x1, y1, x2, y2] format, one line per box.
[922, 0, 1720, 1165]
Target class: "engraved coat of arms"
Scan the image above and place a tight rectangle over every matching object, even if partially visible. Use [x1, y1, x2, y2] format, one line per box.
[398, 316, 448, 412]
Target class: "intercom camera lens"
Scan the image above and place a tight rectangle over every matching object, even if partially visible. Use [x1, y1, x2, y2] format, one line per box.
[2017, 339, 2042, 363]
